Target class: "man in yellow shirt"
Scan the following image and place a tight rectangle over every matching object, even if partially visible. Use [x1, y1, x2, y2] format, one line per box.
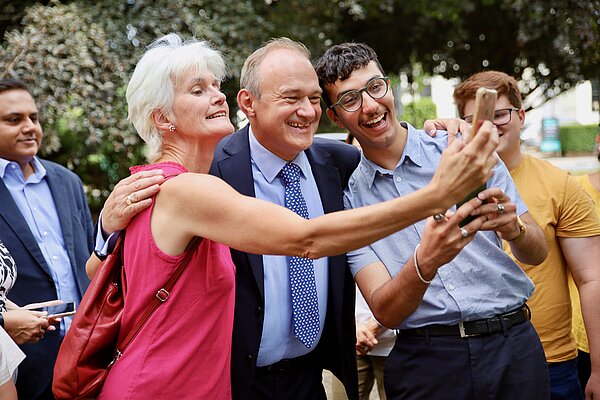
[454, 72, 600, 400]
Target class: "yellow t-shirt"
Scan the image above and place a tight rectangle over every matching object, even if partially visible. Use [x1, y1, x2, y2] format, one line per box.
[568, 174, 600, 353]
[505, 155, 600, 362]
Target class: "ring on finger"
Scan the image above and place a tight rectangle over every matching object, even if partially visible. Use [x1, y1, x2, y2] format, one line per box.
[126, 194, 135, 206]
[497, 203, 505, 214]
[433, 213, 445, 223]
[460, 227, 469, 238]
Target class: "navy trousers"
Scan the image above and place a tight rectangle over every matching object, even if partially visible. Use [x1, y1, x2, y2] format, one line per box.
[384, 321, 550, 400]
[251, 352, 327, 400]
[549, 358, 584, 400]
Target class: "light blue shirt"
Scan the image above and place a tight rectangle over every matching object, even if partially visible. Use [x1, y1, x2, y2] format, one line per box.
[248, 128, 328, 366]
[0, 157, 80, 334]
[344, 124, 534, 329]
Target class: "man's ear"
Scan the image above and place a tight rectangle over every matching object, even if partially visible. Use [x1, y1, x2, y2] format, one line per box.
[237, 89, 256, 118]
[517, 108, 526, 129]
[326, 108, 346, 129]
[151, 110, 172, 133]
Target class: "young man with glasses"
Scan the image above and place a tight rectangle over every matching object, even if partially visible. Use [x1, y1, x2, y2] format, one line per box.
[316, 43, 550, 399]
[454, 70, 600, 400]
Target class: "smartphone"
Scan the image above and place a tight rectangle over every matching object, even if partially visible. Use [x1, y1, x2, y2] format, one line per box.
[456, 183, 487, 227]
[467, 87, 497, 142]
[456, 87, 497, 226]
[36, 302, 77, 318]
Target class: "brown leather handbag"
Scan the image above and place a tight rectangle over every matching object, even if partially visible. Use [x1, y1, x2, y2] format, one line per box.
[52, 233, 199, 399]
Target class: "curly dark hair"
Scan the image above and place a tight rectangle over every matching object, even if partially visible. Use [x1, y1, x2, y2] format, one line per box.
[315, 42, 384, 107]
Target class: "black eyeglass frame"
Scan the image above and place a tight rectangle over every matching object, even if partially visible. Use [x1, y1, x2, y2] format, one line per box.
[327, 76, 389, 113]
[462, 107, 520, 126]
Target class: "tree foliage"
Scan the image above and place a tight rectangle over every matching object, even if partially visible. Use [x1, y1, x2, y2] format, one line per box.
[1, 0, 598, 214]
[335, 0, 600, 110]
[0, 0, 273, 213]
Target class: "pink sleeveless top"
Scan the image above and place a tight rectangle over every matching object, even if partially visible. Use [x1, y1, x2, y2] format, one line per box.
[99, 162, 235, 400]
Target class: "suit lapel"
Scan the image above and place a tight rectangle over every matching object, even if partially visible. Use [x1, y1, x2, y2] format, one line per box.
[0, 179, 53, 277]
[306, 145, 344, 215]
[216, 127, 265, 297]
[306, 144, 347, 317]
[42, 162, 76, 268]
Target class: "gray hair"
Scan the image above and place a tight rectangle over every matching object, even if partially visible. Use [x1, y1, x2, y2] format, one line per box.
[126, 33, 227, 162]
[240, 37, 311, 98]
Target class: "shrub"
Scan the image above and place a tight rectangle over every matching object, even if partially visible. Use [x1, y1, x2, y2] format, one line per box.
[560, 124, 597, 155]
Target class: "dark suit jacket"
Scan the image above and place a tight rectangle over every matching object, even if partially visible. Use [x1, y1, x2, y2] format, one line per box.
[0, 159, 93, 400]
[209, 125, 361, 400]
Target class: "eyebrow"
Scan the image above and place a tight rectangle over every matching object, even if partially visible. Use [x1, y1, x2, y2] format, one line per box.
[1, 111, 38, 118]
[280, 87, 323, 96]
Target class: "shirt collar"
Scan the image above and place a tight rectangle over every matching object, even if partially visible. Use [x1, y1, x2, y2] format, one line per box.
[248, 127, 310, 183]
[0, 156, 46, 182]
[359, 122, 423, 188]
[248, 126, 310, 183]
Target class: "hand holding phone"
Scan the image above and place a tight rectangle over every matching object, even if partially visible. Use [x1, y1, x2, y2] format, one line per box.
[456, 87, 498, 225]
[32, 301, 77, 318]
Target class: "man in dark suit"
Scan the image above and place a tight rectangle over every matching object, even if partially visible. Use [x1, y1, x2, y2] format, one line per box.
[0, 79, 93, 399]
[208, 38, 360, 400]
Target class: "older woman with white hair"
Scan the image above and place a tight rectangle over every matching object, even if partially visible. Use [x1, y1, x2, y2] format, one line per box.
[90, 33, 492, 399]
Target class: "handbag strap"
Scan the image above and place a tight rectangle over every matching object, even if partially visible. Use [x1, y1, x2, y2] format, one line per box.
[112, 236, 202, 362]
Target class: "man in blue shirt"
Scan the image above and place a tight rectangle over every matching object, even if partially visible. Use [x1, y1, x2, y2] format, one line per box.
[0, 79, 93, 399]
[315, 43, 550, 399]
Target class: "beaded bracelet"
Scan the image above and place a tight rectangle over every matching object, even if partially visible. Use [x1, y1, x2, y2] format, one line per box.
[413, 243, 434, 284]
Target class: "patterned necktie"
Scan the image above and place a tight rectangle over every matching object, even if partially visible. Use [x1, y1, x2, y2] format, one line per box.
[279, 162, 320, 348]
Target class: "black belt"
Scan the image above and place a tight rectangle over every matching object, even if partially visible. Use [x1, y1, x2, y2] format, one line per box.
[399, 305, 530, 338]
[258, 351, 317, 372]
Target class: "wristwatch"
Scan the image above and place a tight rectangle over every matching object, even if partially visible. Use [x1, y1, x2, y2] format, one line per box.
[508, 216, 527, 241]
[0, 312, 4, 328]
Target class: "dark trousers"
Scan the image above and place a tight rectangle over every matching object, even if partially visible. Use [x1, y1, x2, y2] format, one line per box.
[251, 352, 326, 400]
[577, 350, 591, 393]
[384, 321, 550, 400]
[549, 358, 584, 400]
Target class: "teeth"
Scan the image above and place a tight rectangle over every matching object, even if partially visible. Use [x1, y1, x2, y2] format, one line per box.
[364, 114, 385, 126]
[207, 112, 226, 120]
[288, 122, 309, 128]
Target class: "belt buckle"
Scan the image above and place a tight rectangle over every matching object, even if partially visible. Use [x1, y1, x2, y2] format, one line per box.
[458, 321, 477, 338]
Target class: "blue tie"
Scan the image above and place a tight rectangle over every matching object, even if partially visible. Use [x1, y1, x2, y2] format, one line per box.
[279, 162, 320, 348]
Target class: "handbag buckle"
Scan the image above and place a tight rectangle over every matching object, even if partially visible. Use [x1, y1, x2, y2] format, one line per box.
[156, 288, 170, 302]
[108, 350, 122, 367]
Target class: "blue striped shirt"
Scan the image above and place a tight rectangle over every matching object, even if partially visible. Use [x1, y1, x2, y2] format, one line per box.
[344, 124, 534, 329]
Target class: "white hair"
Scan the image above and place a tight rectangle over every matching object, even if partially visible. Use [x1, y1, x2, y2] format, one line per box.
[126, 33, 227, 162]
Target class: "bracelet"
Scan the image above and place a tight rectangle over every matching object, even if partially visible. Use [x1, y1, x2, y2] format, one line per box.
[413, 243, 434, 284]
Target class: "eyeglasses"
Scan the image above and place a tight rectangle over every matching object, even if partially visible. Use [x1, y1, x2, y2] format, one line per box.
[462, 108, 520, 126]
[328, 76, 389, 113]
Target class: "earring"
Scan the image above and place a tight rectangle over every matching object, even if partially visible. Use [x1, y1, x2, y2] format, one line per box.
[168, 124, 176, 132]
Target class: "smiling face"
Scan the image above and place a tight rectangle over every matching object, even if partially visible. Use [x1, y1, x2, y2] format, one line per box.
[170, 70, 234, 143]
[462, 94, 524, 166]
[242, 48, 322, 161]
[0, 89, 43, 170]
[325, 61, 401, 153]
